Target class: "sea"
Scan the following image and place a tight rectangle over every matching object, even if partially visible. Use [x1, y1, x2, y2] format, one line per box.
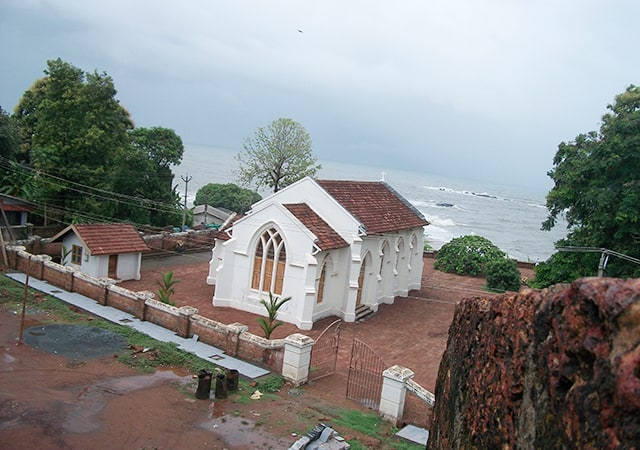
[174, 144, 567, 263]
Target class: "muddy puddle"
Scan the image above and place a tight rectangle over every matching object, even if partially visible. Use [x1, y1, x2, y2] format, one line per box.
[199, 412, 292, 448]
[63, 370, 190, 433]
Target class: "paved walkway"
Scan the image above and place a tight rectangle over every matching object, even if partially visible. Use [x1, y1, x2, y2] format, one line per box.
[6, 272, 270, 379]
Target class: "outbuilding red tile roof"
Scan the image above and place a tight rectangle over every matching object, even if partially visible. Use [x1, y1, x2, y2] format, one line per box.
[284, 203, 349, 251]
[0, 193, 35, 211]
[52, 223, 149, 255]
[316, 180, 429, 234]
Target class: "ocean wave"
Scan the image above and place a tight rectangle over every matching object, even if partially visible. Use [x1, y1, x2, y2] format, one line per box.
[411, 199, 476, 213]
[421, 185, 548, 208]
[424, 215, 459, 227]
[423, 185, 501, 200]
[423, 226, 455, 250]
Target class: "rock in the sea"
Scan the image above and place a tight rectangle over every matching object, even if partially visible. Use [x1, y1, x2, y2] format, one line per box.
[428, 277, 640, 449]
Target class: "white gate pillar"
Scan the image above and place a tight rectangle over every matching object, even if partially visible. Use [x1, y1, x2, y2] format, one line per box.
[379, 365, 414, 425]
[282, 333, 314, 386]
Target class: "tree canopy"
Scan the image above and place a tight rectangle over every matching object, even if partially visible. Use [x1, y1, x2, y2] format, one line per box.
[4, 58, 184, 228]
[110, 127, 185, 227]
[236, 118, 321, 192]
[0, 106, 19, 161]
[539, 84, 640, 284]
[194, 183, 261, 214]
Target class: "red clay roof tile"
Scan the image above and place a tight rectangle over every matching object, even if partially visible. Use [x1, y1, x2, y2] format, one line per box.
[71, 223, 149, 255]
[284, 203, 349, 250]
[316, 180, 429, 234]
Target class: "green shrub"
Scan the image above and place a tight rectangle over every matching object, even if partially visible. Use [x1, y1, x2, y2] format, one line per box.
[485, 258, 522, 292]
[434, 235, 506, 276]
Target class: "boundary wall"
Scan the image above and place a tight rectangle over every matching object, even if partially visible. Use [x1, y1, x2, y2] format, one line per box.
[6, 246, 284, 374]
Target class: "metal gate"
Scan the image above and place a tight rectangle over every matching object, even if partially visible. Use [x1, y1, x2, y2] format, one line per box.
[346, 338, 386, 409]
[309, 319, 342, 382]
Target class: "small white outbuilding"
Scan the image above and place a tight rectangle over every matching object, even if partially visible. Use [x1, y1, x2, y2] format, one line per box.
[51, 223, 149, 281]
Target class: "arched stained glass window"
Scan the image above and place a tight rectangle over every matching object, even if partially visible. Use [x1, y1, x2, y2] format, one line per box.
[251, 228, 287, 294]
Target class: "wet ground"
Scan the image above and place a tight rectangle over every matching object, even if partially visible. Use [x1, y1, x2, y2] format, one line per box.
[22, 324, 127, 360]
[0, 309, 295, 449]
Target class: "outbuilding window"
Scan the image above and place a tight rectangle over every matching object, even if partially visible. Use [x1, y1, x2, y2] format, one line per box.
[71, 245, 83, 265]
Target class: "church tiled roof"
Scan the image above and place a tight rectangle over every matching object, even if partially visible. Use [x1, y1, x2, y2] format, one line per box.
[284, 203, 349, 250]
[316, 180, 429, 234]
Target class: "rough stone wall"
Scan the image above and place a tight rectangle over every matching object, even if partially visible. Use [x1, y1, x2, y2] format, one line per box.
[428, 278, 640, 450]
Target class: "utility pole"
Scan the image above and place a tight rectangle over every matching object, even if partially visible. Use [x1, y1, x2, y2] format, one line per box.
[181, 174, 192, 232]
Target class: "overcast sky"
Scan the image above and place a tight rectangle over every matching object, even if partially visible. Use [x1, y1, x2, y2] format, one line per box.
[1, 0, 638, 190]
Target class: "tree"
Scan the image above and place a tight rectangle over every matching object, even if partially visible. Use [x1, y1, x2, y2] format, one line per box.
[0, 106, 31, 197]
[530, 242, 600, 288]
[541, 85, 640, 283]
[11, 59, 185, 228]
[0, 105, 20, 161]
[194, 183, 261, 214]
[13, 58, 134, 223]
[236, 118, 321, 192]
[434, 235, 506, 276]
[111, 127, 184, 227]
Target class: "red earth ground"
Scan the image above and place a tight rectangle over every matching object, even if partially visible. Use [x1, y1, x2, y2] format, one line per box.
[0, 255, 533, 449]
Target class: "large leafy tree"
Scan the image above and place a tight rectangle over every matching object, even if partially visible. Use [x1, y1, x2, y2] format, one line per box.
[0, 106, 31, 196]
[539, 85, 640, 284]
[0, 105, 20, 161]
[236, 118, 321, 192]
[13, 58, 134, 223]
[194, 182, 261, 214]
[111, 127, 185, 227]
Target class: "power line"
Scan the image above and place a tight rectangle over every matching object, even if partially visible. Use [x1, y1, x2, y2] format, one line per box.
[556, 246, 640, 276]
[0, 157, 181, 215]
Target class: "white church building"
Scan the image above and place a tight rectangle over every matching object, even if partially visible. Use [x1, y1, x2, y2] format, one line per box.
[206, 177, 429, 330]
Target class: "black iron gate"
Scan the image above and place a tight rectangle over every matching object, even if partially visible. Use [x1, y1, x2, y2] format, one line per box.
[346, 338, 386, 409]
[309, 319, 342, 382]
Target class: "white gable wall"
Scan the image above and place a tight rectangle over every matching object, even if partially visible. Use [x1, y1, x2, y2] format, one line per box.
[60, 234, 142, 281]
[251, 177, 362, 243]
[211, 202, 320, 329]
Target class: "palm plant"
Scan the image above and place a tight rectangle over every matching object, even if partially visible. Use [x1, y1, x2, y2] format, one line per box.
[257, 292, 292, 339]
[156, 271, 179, 306]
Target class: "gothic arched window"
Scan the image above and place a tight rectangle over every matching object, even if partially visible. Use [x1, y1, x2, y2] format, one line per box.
[251, 228, 287, 295]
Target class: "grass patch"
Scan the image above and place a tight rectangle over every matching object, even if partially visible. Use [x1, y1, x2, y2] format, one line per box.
[256, 374, 286, 393]
[331, 409, 425, 450]
[332, 409, 386, 439]
[230, 376, 282, 405]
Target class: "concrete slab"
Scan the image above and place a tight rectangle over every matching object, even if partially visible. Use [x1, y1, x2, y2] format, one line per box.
[6, 273, 270, 379]
[396, 424, 429, 446]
